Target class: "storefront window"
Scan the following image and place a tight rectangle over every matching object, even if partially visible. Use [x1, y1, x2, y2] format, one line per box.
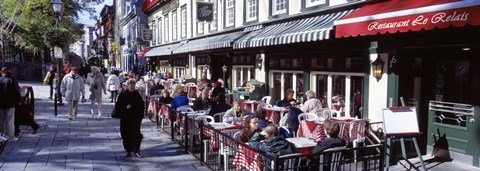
[316, 74, 327, 106]
[435, 61, 470, 103]
[233, 66, 253, 88]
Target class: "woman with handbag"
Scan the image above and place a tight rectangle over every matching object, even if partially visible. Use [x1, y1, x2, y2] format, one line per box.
[87, 66, 106, 119]
[115, 79, 144, 158]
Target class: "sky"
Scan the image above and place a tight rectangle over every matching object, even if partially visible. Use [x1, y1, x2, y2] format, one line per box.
[77, 0, 114, 26]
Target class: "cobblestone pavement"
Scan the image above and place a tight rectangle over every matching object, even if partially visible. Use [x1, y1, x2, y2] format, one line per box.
[0, 81, 211, 171]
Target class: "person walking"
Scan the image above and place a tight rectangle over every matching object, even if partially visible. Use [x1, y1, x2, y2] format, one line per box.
[115, 79, 144, 158]
[107, 70, 120, 102]
[61, 67, 85, 121]
[43, 66, 56, 100]
[0, 67, 21, 140]
[87, 66, 107, 119]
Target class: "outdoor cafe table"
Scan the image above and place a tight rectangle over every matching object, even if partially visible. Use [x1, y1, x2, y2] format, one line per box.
[232, 144, 263, 171]
[286, 137, 317, 155]
[232, 137, 317, 171]
[203, 122, 243, 149]
[183, 85, 197, 98]
[242, 100, 260, 113]
[264, 107, 287, 125]
[296, 118, 360, 144]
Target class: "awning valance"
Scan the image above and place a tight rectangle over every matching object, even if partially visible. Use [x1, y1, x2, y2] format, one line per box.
[136, 47, 152, 58]
[144, 42, 185, 57]
[172, 31, 246, 54]
[233, 9, 354, 49]
[334, 0, 480, 38]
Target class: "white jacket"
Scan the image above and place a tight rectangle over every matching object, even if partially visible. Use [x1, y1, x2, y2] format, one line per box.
[60, 73, 85, 101]
[107, 74, 120, 91]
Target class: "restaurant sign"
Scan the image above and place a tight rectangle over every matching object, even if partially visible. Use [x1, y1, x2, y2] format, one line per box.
[335, 5, 480, 37]
[196, 1, 213, 22]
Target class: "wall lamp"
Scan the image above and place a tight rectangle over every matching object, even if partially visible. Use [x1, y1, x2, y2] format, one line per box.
[256, 58, 263, 70]
[371, 56, 384, 81]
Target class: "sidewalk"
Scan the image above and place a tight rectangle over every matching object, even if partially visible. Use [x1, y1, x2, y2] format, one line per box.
[0, 81, 211, 171]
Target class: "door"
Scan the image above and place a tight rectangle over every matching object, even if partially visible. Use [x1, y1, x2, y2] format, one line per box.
[311, 72, 365, 117]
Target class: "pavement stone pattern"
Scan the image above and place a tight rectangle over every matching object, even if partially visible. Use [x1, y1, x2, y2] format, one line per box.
[0, 81, 211, 171]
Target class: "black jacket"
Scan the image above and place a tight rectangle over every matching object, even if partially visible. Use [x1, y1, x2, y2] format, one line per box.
[248, 132, 298, 157]
[310, 137, 346, 154]
[0, 75, 20, 108]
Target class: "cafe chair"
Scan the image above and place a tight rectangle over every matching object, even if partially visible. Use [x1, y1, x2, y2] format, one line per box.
[298, 113, 318, 122]
[279, 110, 289, 127]
[314, 146, 347, 171]
[175, 105, 195, 142]
[192, 115, 214, 152]
[321, 109, 341, 118]
[218, 129, 241, 171]
[177, 105, 194, 113]
[275, 153, 303, 171]
[185, 82, 196, 86]
[261, 96, 272, 104]
[213, 112, 225, 122]
[258, 103, 272, 110]
[350, 119, 368, 162]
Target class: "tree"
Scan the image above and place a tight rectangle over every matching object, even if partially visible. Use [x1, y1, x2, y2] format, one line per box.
[0, 0, 104, 65]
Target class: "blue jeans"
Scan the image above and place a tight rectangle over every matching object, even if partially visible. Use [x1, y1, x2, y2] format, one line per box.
[49, 84, 54, 98]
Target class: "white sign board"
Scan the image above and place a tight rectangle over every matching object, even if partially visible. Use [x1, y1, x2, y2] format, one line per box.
[382, 107, 420, 135]
[54, 47, 62, 59]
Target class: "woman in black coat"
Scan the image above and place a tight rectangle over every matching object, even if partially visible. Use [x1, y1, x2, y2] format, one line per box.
[115, 79, 145, 158]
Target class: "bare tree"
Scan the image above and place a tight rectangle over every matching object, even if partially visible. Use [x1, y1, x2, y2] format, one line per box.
[0, 0, 27, 66]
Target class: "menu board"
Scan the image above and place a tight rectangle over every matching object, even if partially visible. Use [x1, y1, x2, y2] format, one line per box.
[382, 107, 420, 135]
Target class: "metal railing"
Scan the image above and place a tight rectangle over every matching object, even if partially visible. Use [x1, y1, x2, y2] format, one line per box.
[429, 101, 474, 127]
[194, 120, 384, 171]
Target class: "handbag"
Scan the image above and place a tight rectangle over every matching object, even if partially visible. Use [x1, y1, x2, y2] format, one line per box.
[111, 108, 121, 119]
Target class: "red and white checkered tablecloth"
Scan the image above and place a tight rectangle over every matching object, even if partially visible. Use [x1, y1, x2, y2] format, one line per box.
[203, 123, 243, 149]
[297, 120, 327, 142]
[242, 101, 260, 113]
[232, 144, 263, 171]
[148, 98, 156, 114]
[297, 118, 364, 144]
[158, 104, 171, 125]
[265, 107, 286, 125]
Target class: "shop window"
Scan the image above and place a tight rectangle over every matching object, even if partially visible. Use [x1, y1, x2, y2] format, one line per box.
[269, 57, 303, 70]
[233, 66, 254, 88]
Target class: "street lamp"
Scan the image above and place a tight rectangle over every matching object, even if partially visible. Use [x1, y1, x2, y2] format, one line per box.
[51, 0, 64, 116]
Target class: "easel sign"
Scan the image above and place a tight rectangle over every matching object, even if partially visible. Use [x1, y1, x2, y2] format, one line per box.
[383, 107, 426, 171]
[382, 107, 420, 136]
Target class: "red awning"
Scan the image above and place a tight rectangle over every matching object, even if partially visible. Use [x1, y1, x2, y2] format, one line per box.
[141, 0, 160, 12]
[136, 47, 152, 58]
[334, 0, 480, 38]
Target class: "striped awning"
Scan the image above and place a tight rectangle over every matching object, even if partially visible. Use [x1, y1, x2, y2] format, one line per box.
[233, 9, 355, 49]
[172, 31, 246, 54]
[144, 42, 185, 57]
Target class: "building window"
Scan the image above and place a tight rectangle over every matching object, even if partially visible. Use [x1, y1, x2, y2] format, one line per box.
[172, 11, 178, 40]
[225, 0, 235, 27]
[210, 0, 218, 31]
[151, 21, 156, 45]
[305, 0, 326, 8]
[181, 6, 187, 38]
[197, 21, 204, 34]
[164, 15, 169, 42]
[272, 0, 287, 16]
[245, 0, 257, 22]
[157, 18, 162, 44]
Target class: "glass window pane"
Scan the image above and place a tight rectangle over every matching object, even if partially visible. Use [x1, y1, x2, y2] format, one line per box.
[316, 74, 328, 107]
[273, 72, 282, 102]
[332, 75, 345, 111]
[296, 73, 304, 103]
[350, 76, 364, 118]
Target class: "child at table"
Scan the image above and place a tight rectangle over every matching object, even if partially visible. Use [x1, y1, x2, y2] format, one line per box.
[223, 100, 252, 124]
[255, 109, 272, 129]
[249, 125, 298, 170]
[310, 118, 345, 154]
[237, 116, 261, 143]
